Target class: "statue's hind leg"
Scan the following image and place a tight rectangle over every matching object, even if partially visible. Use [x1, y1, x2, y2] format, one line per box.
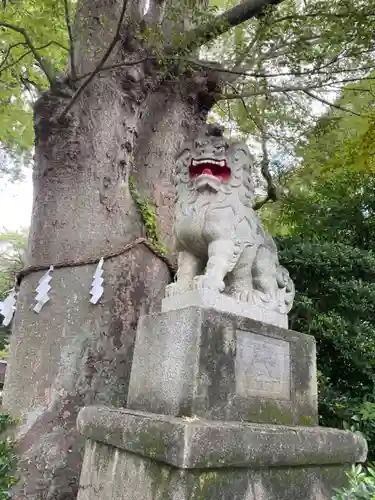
[225, 246, 257, 302]
[251, 244, 279, 307]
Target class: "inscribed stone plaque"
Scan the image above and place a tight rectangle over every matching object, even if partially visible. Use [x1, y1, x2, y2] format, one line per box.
[235, 330, 291, 400]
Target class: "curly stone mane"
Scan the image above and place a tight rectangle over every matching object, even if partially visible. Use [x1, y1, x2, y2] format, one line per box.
[174, 123, 255, 208]
[168, 124, 295, 324]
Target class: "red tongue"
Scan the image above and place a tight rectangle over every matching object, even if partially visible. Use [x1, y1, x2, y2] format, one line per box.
[202, 168, 213, 175]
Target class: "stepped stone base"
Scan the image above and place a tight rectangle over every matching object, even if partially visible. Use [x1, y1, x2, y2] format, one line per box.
[76, 406, 367, 500]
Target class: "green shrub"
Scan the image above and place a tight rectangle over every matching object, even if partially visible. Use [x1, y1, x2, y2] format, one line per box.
[278, 238, 375, 459]
[0, 344, 9, 361]
[332, 464, 375, 500]
[0, 413, 18, 499]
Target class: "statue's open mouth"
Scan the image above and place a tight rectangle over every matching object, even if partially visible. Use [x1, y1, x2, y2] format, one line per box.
[190, 158, 231, 181]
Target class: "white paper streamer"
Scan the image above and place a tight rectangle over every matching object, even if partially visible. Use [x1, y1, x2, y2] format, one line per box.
[33, 265, 54, 313]
[90, 258, 104, 304]
[0, 288, 17, 326]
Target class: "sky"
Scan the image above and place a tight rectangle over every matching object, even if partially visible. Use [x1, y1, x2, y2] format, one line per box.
[0, 169, 33, 231]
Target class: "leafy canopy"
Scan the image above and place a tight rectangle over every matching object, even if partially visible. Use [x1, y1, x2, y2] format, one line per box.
[262, 75, 375, 246]
[1, 0, 375, 173]
[0, 0, 69, 154]
[209, 0, 375, 173]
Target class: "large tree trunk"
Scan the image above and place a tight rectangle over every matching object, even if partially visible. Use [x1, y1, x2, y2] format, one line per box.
[2, 1, 215, 497]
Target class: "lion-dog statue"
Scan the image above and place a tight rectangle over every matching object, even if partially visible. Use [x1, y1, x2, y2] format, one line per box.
[165, 124, 295, 315]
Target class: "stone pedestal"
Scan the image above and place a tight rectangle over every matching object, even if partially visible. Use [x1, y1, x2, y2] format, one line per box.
[127, 307, 317, 425]
[76, 307, 367, 500]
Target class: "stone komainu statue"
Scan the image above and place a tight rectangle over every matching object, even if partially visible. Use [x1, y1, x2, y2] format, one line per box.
[166, 124, 295, 315]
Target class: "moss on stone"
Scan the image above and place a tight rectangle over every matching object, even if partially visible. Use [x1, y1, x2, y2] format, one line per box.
[143, 455, 174, 500]
[187, 469, 252, 499]
[123, 426, 167, 461]
[244, 402, 293, 425]
[199, 471, 219, 491]
[128, 176, 167, 255]
[298, 415, 315, 426]
[93, 441, 117, 472]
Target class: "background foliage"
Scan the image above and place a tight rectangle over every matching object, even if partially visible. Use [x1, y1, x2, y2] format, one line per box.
[260, 76, 375, 460]
[0, 228, 28, 350]
[332, 464, 375, 500]
[263, 76, 375, 244]
[278, 238, 375, 458]
[0, 413, 18, 499]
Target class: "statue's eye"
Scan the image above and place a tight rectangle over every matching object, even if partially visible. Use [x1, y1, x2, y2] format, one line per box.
[216, 146, 225, 154]
[195, 140, 208, 149]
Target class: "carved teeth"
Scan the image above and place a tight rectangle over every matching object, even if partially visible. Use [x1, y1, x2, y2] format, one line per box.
[191, 159, 226, 167]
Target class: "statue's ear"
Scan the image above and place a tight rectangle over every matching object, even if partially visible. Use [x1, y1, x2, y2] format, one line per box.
[175, 142, 192, 164]
[174, 142, 192, 185]
[227, 141, 254, 167]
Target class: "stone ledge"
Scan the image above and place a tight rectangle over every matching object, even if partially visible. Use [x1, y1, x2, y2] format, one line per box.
[162, 289, 288, 329]
[77, 406, 367, 470]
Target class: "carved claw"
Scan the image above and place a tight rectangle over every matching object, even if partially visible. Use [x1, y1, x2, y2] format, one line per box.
[233, 290, 249, 302]
[165, 282, 192, 297]
[193, 275, 225, 293]
[165, 283, 179, 297]
[252, 290, 277, 310]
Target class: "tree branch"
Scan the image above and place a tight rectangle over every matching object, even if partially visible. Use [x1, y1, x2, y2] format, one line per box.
[252, 146, 279, 210]
[270, 11, 375, 24]
[223, 20, 267, 83]
[63, 0, 76, 80]
[252, 194, 273, 210]
[179, 58, 375, 82]
[220, 77, 375, 103]
[228, 86, 278, 210]
[221, 85, 308, 99]
[57, 0, 129, 121]
[302, 89, 362, 117]
[0, 42, 25, 70]
[259, 132, 277, 202]
[169, 0, 285, 54]
[0, 41, 68, 76]
[0, 22, 54, 84]
[257, 35, 322, 64]
[20, 75, 41, 95]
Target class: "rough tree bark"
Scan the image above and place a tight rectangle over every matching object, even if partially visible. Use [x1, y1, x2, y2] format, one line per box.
[2, 0, 284, 497]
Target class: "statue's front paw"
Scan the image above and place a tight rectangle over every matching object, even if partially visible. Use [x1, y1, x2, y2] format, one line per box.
[165, 281, 193, 297]
[233, 290, 249, 302]
[193, 275, 225, 293]
[165, 282, 179, 297]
